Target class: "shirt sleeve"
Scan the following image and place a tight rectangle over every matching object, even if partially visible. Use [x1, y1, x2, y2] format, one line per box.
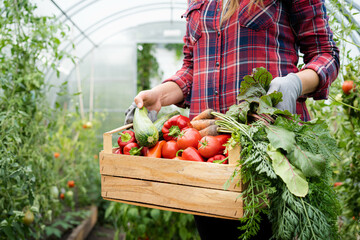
[290, 0, 340, 100]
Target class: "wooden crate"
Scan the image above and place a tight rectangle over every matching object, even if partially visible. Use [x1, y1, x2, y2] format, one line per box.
[99, 124, 243, 220]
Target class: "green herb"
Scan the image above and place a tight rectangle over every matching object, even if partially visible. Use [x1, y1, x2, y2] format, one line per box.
[213, 67, 340, 240]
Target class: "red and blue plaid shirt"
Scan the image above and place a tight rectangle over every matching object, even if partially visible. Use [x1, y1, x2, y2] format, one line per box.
[163, 0, 339, 121]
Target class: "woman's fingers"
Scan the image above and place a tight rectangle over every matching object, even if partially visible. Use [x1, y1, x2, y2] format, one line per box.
[134, 90, 161, 112]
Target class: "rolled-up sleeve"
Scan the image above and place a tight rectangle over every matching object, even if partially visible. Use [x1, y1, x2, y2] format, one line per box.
[290, 0, 340, 100]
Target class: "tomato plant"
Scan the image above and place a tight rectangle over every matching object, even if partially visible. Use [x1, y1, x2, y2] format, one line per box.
[0, 1, 102, 238]
[105, 203, 200, 240]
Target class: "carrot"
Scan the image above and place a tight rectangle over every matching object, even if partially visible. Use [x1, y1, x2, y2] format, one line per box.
[199, 125, 219, 137]
[146, 140, 166, 158]
[192, 109, 214, 121]
[190, 119, 216, 131]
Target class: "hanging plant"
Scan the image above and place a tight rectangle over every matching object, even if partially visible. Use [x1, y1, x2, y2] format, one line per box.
[137, 43, 162, 92]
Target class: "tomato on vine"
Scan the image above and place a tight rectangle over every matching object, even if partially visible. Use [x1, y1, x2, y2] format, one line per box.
[342, 80, 355, 95]
[22, 210, 34, 226]
[67, 180, 75, 188]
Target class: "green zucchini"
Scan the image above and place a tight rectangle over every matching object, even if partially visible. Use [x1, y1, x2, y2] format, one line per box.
[153, 110, 180, 140]
[133, 107, 159, 147]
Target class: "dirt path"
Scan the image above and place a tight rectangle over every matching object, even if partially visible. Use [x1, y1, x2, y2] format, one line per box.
[86, 224, 125, 240]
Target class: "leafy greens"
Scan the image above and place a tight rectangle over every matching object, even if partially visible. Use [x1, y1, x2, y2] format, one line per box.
[213, 67, 340, 240]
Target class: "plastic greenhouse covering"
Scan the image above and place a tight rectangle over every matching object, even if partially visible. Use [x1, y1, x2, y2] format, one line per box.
[30, 0, 360, 136]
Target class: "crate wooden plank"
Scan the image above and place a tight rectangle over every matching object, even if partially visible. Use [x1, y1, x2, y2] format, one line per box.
[102, 198, 239, 220]
[102, 176, 243, 219]
[100, 151, 242, 192]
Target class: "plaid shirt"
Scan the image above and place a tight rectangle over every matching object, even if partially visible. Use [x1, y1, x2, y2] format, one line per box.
[163, 0, 339, 121]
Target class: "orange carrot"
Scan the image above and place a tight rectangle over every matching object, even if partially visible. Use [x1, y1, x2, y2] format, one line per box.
[199, 125, 219, 137]
[190, 119, 216, 131]
[192, 109, 214, 121]
[146, 140, 166, 158]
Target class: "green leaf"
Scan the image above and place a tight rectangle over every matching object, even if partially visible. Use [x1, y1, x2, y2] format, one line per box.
[179, 227, 188, 240]
[288, 145, 325, 177]
[150, 209, 161, 221]
[267, 144, 308, 197]
[258, 95, 279, 115]
[238, 82, 266, 102]
[268, 91, 283, 106]
[266, 125, 296, 152]
[252, 67, 273, 91]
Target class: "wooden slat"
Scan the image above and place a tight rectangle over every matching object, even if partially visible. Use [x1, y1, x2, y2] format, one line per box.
[228, 144, 241, 165]
[100, 151, 242, 192]
[102, 176, 243, 219]
[102, 198, 240, 220]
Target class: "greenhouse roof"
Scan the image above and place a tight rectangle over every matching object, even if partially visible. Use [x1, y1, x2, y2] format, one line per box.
[34, 0, 188, 60]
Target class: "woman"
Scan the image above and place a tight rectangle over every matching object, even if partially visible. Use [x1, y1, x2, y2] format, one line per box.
[126, 0, 339, 238]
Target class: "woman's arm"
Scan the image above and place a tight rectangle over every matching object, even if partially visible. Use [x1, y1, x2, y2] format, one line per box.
[290, 0, 340, 99]
[296, 69, 320, 95]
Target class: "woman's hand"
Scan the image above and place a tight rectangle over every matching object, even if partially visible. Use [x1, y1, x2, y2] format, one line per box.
[267, 69, 320, 114]
[134, 89, 163, 112]
[124, 82, 184, 124]
[267, 73, 303, 114]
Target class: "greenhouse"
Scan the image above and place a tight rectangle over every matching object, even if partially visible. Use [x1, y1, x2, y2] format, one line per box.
[0, 0, 359, 239]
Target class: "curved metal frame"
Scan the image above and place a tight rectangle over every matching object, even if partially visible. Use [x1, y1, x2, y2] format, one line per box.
[48, 20, 185, 85]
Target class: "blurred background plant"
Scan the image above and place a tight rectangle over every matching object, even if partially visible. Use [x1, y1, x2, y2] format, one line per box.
[0, 0, 101, 238]
[306, 0, 360, 238]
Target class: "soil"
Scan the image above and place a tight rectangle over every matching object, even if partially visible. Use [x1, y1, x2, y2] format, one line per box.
[86, 224, 125, 240]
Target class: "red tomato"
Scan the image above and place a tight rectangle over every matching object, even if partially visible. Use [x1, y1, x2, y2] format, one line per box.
[53, 152, 60, 158]
[207, 154, 228, 164]
[162, 140, 179, 159]
[342, 80, 354, 95]
[141, 147, 149, 156]
[333, 182, 343, 187]
[215, 134, 231, 154]
[198, 136, 222, 159]
[181, 147, 204, 162]
[177, 128, 202, 150]
[67, 180, 75, 188]
[60, 193, 65, 200]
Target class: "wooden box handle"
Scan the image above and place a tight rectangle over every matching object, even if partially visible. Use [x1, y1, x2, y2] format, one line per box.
[103, 123, 133, 154]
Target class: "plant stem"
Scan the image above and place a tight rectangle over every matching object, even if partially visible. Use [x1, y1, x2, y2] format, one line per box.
[329, 94, 360, 111]
[300, 198, 317, 239]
